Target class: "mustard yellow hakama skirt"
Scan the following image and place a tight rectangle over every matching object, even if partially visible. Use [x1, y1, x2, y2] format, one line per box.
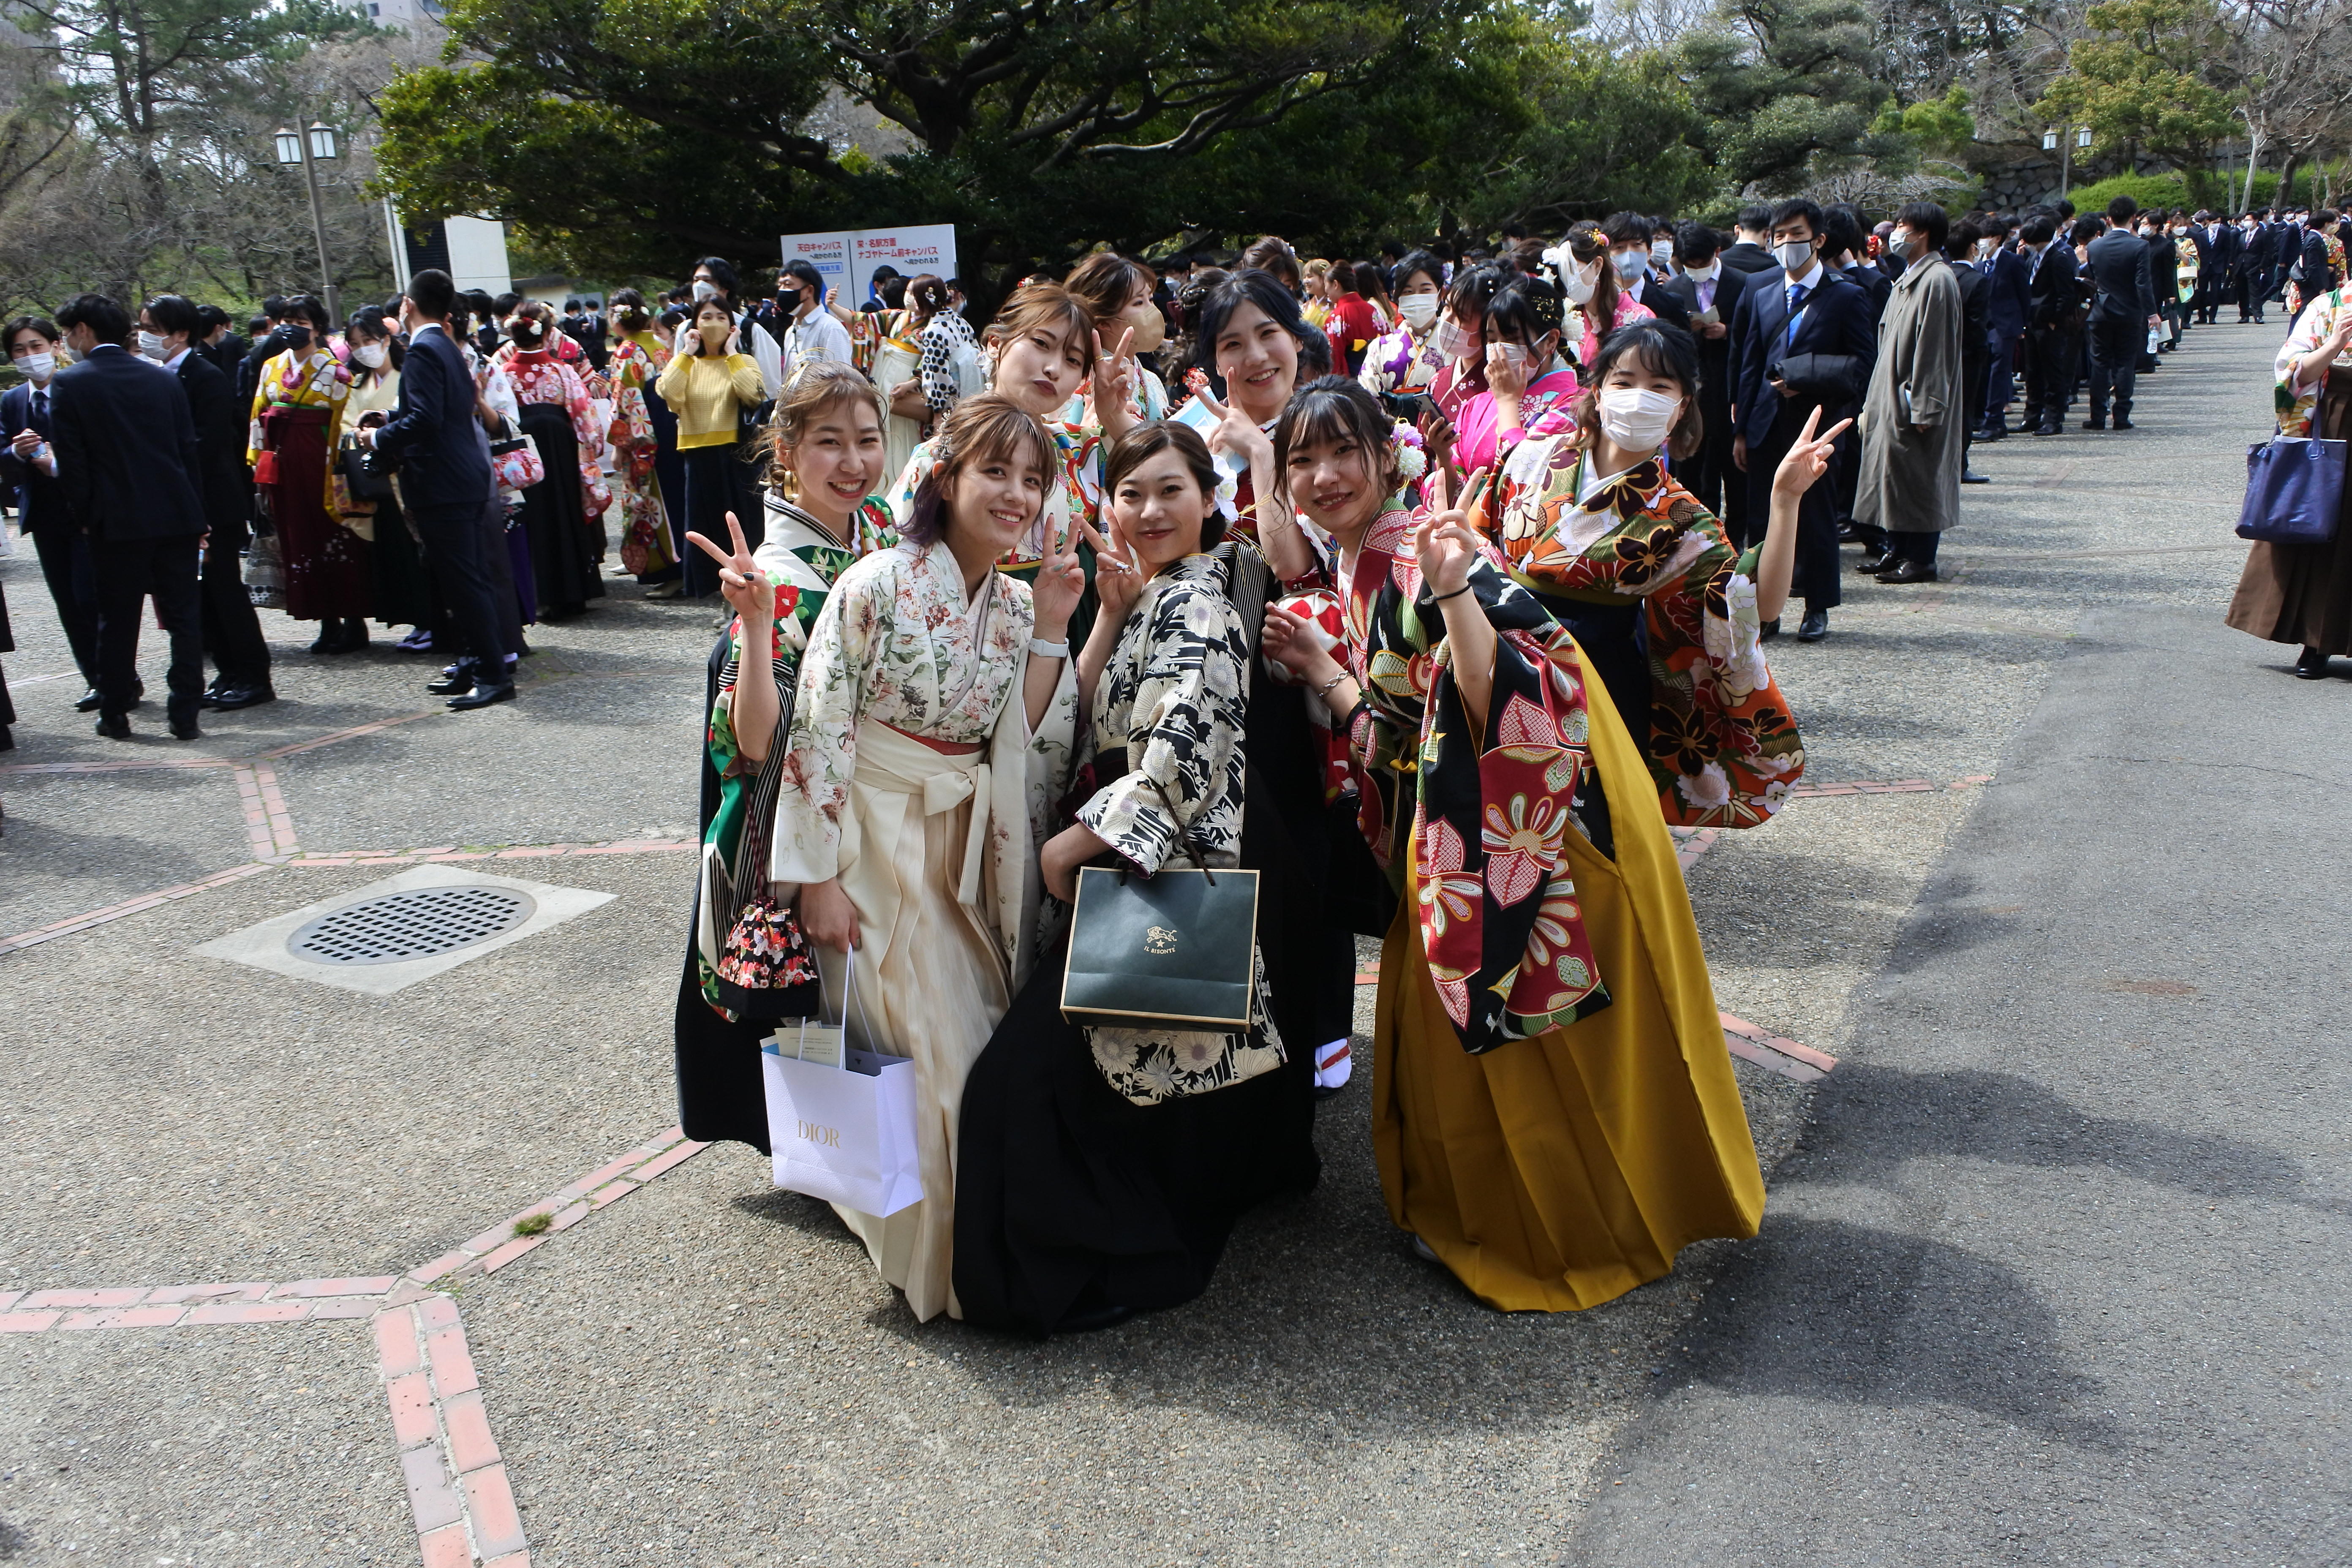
[1372, 656, 1766, 1312]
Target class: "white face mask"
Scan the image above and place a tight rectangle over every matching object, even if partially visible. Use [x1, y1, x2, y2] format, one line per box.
[1649, 239, 1674, 270]
[1429, 316, 1479, 363]
[1398, 294, 1440, 330]
[16, 351, 53, 382]
[1613, 249, 1650, 282]
[1775, 240, 1815, 272]
[1559, 258, 1599, 305]
[691, 280, 719, 302]
[354, 342, 388, 369]
[136, 329, 169, 360]
[1684, 261, 1720, 283]
[1597, 386, 1682, 453]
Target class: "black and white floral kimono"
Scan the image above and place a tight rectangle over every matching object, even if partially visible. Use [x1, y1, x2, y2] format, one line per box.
[1070, 544, 1283, 1104]
[953, 539, 1319, 1336]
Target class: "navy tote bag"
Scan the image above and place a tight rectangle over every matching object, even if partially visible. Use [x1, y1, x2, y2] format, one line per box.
[2236, 434, 2347, 545]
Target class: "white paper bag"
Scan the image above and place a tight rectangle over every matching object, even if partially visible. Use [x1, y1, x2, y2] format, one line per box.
[760, 1042, 923, 1217]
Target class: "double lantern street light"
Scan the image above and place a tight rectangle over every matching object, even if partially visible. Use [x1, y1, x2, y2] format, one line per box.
[2043, 124, 2094, 194]
[274, 120, 341, 327]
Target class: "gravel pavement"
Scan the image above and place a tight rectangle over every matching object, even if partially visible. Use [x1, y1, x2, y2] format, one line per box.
[0, 318, 2323, 1565]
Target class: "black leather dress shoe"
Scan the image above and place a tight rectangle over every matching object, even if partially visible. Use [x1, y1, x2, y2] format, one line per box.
[1759, 618, 1781, 641]
[1976, 425, 2008, 442]
[1835, 521, 1860, 543]
[2034, 423, 2062, 436]
[426, 664, 478, 697]
[1857, 550, 1897, 574]
[1797, 609, 1829, 641]
[1876, 559, 1938, 584]
[2112, 417, 2135, 430]
[1962, 468, 1991, 484]
[168, 712, 202, 741]
[74, 687, 103, 713]
[209, 683, 277, 711]
[2294, 647, 2330, 680]
[446, 681, 515, 712]
[94, 713, 131, 740]
[2080, 418, 2106, 431]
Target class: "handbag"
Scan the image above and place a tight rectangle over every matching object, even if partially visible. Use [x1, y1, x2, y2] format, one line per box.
[338, 438, 395, 499]
[242, 527, 285, 610]
[2235, 435, 2347, 545]
[490, 432, 544, 493]
[702, 672, 820, 1019]
[1060, 778, 1262, 1034]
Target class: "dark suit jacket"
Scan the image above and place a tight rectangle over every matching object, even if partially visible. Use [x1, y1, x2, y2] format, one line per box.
[198, 332, 248, 381]
[2024, 243, 2082, 329]
[2209, 223, 2244, 279]
[1625, 274, 1689, 332]
[0, 380, 65, 535]
[50, 344, 207, 541]
[1985, 248, 2031, 338]
[1727, 266, 1878, 446]
[1719, 241, 1777, 277]
[1658, 267, 1750, 411]
[174, 350, 250, 537]
[2292, 229, 2333, 290]
[372, 322, 492, 512]
[2148, 235, 2179, 299]
[2084, 229, 2157, 325]
[1842, 262, 1894, 322]
[1953, 260, 1992, 379]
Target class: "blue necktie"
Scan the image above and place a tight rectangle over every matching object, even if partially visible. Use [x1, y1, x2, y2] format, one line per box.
[1784, 282, 1809, 348]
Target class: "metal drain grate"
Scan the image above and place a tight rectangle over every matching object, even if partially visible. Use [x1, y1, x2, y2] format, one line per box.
[286, 885, 537, 966]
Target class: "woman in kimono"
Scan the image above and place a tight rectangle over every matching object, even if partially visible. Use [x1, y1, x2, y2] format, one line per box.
[887, 283, 1135, 584]
[604, 289, 681, 591]
[1487, 321, 1817, 824]
[772, 395, 1085, 1323]
[956, 422, 1322, 1335]
[1427, 261, 1513, 424]
[676, 361, 903, 1152]
[2225, 286, 2352, 678]
[248, 295, 370, 653]
[1551, 221, 1655, 373]
[338, 308, 433, 648]
[501, 302, 609, 619]
[1063, 252, 1173, 425]
[1449, 275, 1579, 475]
[1358, 250, 1449, 399]
[1260, 375, 1843, 1312]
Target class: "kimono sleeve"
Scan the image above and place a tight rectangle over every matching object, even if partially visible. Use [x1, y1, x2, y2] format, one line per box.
[1076, 584, 1247, 874]
[768, 559, 881, 887]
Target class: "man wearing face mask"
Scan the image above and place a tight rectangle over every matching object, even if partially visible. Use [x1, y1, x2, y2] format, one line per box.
[1658, 222, 1754, 540]
[1726, 196, 1878, 640]
[1599, 211, 1690, 332]
[48, 293, 210, 740]
[1854, 204, 1966, 585]
[0, 316, 103, 707]
[773, 257, 852, 378]
[142, 294, 273, 710]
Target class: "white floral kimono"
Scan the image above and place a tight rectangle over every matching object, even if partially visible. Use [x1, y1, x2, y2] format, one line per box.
[770, 540, 1075, 1320]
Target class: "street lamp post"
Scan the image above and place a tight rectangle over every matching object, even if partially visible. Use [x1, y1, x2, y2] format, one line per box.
[2043, 124, 2092, 196]
[275, 120, 341, 325]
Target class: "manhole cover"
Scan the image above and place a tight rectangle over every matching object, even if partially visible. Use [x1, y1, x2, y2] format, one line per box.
[286, 885, 537, 966]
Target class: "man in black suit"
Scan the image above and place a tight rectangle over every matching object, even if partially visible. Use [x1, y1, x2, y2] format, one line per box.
[2234, 211, 2274, 323]
[1728, 196, 1878, 642]
[1659, 221, 1754, 541]
[2016, 215, 2080, 435]
[2287, 209, 2340, 325]
[1946, 220, 1993, 488]
[2080, 197, 2159, 430]
[0, 316, 103, 708]
[1600, 210, 1690, 331]
[1977, 218, 2032, 438]
[49, 293, 210, 740]
[359, 268, 514, 711]
[1718, 206, 1778, 278]
[193, 304, 248, 379]
[2205, 214, 2244, 325]
[143, 294, 273, 710]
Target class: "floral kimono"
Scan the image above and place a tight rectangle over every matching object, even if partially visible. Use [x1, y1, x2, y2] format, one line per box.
[2274, 286, 2352, 437]
[1072, 544, 1283, 1102]
[1341, 502, 1608, 1049]
[247, 347, 350, 512]
[1358, 323, 1445, 397]
[607, 332, 677, 575]
[2175, 234, 2201, 307]
[504, 350, 612, 519]
[1488, 437, 1805, 826]
[770, 537, 1074, 1322]
[694, 495, 897, 1014]
[1576, 295, 1656, 372]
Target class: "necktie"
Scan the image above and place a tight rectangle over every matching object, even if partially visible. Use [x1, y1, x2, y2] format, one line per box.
[1698, 279, 1715, 314]
[1784, 282, 1808, 347]
[32, 389, 45, 425]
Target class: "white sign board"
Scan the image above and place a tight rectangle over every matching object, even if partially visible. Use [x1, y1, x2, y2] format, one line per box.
[780, 225, 957, 307]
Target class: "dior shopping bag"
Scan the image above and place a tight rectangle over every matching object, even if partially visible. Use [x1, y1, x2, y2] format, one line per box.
[758, 948, 922, 1215]
[2235, 435, 2347, 546]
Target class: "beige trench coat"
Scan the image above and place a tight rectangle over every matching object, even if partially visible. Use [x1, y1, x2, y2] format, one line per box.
[1855, 252, 1966, 536]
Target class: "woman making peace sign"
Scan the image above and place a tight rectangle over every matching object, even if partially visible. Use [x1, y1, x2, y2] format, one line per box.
[769, 395, 1084, 1323]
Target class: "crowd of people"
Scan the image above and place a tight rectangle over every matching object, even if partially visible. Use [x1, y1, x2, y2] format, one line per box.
[1, 185, 2344, 1331]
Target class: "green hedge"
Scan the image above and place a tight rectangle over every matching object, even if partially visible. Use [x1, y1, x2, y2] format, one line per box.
[2066, 169, 2317, 215]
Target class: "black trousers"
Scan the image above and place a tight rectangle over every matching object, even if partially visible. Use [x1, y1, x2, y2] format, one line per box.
[2237, 272, 2267, 321]
[678, 444, 762, 599]
[28, 523, 98, 686]
[1686, 397, 1746, 546]
[1890, 530, 1941, 566]
[95, 534, 205, 723]
[411, 497, 512, 676]
[1982, 332, 2021, 427]
[1747, 410, 1842, 611]
[199, 519, 271, 687]
[2087, 318, 2140, 422]
[2022, 325, 2077, 430]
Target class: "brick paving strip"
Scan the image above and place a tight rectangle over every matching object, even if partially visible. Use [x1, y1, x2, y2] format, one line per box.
[0, 1125, 712, 1568]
